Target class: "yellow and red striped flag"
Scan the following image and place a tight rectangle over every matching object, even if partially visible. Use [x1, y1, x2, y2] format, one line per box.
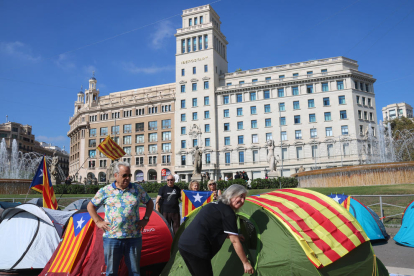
[97, 135, 125, 160]
[47, 212, 94, 273]
[30, 156, 58, 210]
[247, 189, 369, 268]
[182, 190, 214, 220]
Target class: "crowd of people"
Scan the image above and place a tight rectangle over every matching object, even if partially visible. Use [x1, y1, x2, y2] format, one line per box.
[87, 163, 254, 276]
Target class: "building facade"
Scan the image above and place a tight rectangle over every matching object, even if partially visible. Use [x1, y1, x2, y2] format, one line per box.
[382, 102, 413, 122]
[69, 4, 378, 182]
[68, 77, 175, 183]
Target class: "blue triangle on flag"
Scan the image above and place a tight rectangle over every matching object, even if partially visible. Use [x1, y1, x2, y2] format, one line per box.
[328, 194, 349, 204]
[73, 212, 91, 237]
[183, 190, 213, 208]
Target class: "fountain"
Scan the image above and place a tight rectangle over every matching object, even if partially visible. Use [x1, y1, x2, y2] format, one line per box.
[294, 121, 414, 187]
[0, 138, 66, 194]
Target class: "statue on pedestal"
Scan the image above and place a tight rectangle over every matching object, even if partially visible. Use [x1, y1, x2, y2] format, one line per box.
[266, 140, 278, 172]
[298, 165, 306, 173]
[50, 151, 61, 184]
[106, 162, 117, 184]
[193, 146, 202, 177]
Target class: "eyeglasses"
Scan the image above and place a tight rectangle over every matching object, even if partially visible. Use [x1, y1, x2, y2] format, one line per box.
[209, 183, 216, 185]
[122, 174, 132, 178]
[167, 179, 174, 182]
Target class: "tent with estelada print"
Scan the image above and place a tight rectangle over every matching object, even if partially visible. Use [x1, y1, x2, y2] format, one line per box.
[40, 207, 173, 276]
[162, 188, 389, 276]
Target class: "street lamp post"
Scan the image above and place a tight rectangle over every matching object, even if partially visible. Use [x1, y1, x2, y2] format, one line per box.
[279, 109, 283, 189]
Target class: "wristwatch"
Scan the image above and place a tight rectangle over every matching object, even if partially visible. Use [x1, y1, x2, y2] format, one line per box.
[143, 216, 149, 221]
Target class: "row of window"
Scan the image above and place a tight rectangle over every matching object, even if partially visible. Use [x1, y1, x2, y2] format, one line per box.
[180, 81, 209, 92]
[89, 142, 172, 158]
[93, 105, 172, 122]
[181, 35, 208, 53]
[188, 16, 204, 26]
[89, 120, 171, 137]
[88, 132, 172, 147]
[88, 155, 172, 168]
[358, 110, 375, 121]
[181, 65, 208, 76]
[179, 141, 355, 166]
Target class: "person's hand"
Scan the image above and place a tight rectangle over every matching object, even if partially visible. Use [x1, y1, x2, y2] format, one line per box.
[238, 234, 245, 242]
[95, 220, 111, 231]
[243, 261, 254, 274]
[137, 219, 148, 232]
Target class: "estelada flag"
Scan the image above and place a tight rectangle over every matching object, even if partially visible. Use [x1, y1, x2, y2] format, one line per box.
[182, 190, 214, 219]
[330, 194, 351, 210]
[30, 156, 58, 210]
[47, 212, 94, 274]
[97, 135, 126, 160]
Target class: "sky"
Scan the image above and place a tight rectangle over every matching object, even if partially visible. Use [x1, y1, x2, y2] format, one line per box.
[0, 0, 413, 152]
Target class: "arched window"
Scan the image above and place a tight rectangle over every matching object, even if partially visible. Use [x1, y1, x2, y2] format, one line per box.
[148, 169, 157, 181]
[135, 170, 144, 182]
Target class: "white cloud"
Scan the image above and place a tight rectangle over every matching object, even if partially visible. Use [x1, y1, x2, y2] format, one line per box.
[37, 135, 67, 143]
[0, 41, 41, 62]
[121, 62, 174, 74]
[54, 53, 76, 70]
[83, 65, 97, 77]
[151, 20, 175, 49]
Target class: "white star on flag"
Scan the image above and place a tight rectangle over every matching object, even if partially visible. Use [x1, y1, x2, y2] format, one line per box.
[193, 193, 202, 203]
[333, 195, 341, 203]
[38, 169, 43, 177]
[76, 217, 85, 229]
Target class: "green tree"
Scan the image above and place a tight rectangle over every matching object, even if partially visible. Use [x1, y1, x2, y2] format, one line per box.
[387, 117, 414, 161]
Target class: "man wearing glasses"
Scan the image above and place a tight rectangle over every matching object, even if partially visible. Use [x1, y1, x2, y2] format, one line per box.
[156, 175, 181, 234]
[87, 161, 153, 276]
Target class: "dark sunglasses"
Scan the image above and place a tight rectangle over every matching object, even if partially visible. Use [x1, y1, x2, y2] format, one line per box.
[121, 174, 132, 178]
[167, 179, 174, 181]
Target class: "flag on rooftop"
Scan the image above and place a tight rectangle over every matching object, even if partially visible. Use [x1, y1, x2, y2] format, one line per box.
[29, 156, 58, 210]
[182, 190, 214, 219]
[97, 135, 126, 160]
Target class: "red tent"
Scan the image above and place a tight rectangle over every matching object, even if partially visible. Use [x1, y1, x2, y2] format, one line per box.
[40, 207, 173, 276]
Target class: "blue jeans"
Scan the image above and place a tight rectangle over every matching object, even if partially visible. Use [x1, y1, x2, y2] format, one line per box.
[103, 237, 142, 276]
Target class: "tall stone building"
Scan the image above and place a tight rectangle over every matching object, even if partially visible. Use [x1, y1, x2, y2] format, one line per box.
[68, 4, 377, 182]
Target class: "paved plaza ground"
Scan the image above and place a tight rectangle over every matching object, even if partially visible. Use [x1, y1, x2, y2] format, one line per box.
[372, 228, 414, 276]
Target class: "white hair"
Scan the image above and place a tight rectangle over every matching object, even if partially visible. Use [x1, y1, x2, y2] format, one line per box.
[113, 161, 131, 174]
[218, 184, 248, 205]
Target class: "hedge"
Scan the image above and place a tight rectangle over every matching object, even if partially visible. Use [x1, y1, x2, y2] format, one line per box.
[52, 177, 297, 195]
[249, 177, 298, 189]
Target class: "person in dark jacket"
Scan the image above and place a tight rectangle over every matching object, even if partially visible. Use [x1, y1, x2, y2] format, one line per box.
[178, 184, 254, 276]
[234, 172, 240, 179]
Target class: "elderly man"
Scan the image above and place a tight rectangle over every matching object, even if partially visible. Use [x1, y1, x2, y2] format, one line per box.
[156, 174, 181, 234]
[87, 161, 153, 276]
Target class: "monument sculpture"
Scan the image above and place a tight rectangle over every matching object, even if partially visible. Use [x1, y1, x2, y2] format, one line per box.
[50, 151, 61, 185]
[106, 162, 117, 184]
[193, 146, 203, 177]
[266, 140, 279, 179]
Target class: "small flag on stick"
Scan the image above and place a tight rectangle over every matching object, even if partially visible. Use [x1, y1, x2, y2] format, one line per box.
[30, 156, 58, 210]
[97, 135, 126, 160]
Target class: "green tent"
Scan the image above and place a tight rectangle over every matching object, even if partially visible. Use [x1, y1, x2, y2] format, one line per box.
[162, 189, 388, 276]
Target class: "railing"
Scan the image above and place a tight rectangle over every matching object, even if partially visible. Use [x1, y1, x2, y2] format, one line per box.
[162, 126, 171, 129]
[89, 143, 96, 147]
[136, 128, 144, 132]
[162, 149, 171, 153]
[124, 130, 132, 133]
[136, 151, 144, 155]
[148, 163, 157, 166]
[149, 139, 158, 142]
[89, 134, 96, 137]
[162, 138, 172, 141]
[100, 132, 108, 136]
[136, 164, 144, 167]
[136, 140, 144, 143]
[148, 127, 157, 131]
[350, 194, 414, 226]
[111, 131, 119, 134]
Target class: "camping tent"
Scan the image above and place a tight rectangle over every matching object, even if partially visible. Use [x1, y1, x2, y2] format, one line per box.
[40, 207, 173, 276]
[63, 198, 90, 211]
[327, 194, 389, 241]
[0, 202, 20, 222]
[0, 204, 75, 273]
[394, 199, 414, 247]
[162, 188, 388, 276]
[27, 197, 43, 207]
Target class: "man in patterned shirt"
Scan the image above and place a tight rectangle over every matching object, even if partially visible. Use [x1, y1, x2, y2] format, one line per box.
[87, 161, 153, 276]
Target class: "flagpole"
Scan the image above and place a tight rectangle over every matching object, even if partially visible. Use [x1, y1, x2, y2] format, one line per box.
[56, 157, 90, 204]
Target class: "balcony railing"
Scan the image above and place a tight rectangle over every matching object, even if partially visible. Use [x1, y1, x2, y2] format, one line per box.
[136, 128, 144, 132]
[124, 130, 132, 133]
[162, 138, 171, 141]
[89, 134, 96, 137]
[162, 125, 171, 129]
[100, 132, 108, 136]
[162, 149, 171, 153]
[148, 163, 157, 166]
[89, 143, 96, 147]
[162, 162, 171, 165]
[136, 140, 144, 143]
[136, 151, 144, 155]
[111, 131, 119, 134]
[136, 164, 144, 167]
[149, 150, 158, 154]
[149, 139, 158, 142]
[148, 127, 157, 131]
